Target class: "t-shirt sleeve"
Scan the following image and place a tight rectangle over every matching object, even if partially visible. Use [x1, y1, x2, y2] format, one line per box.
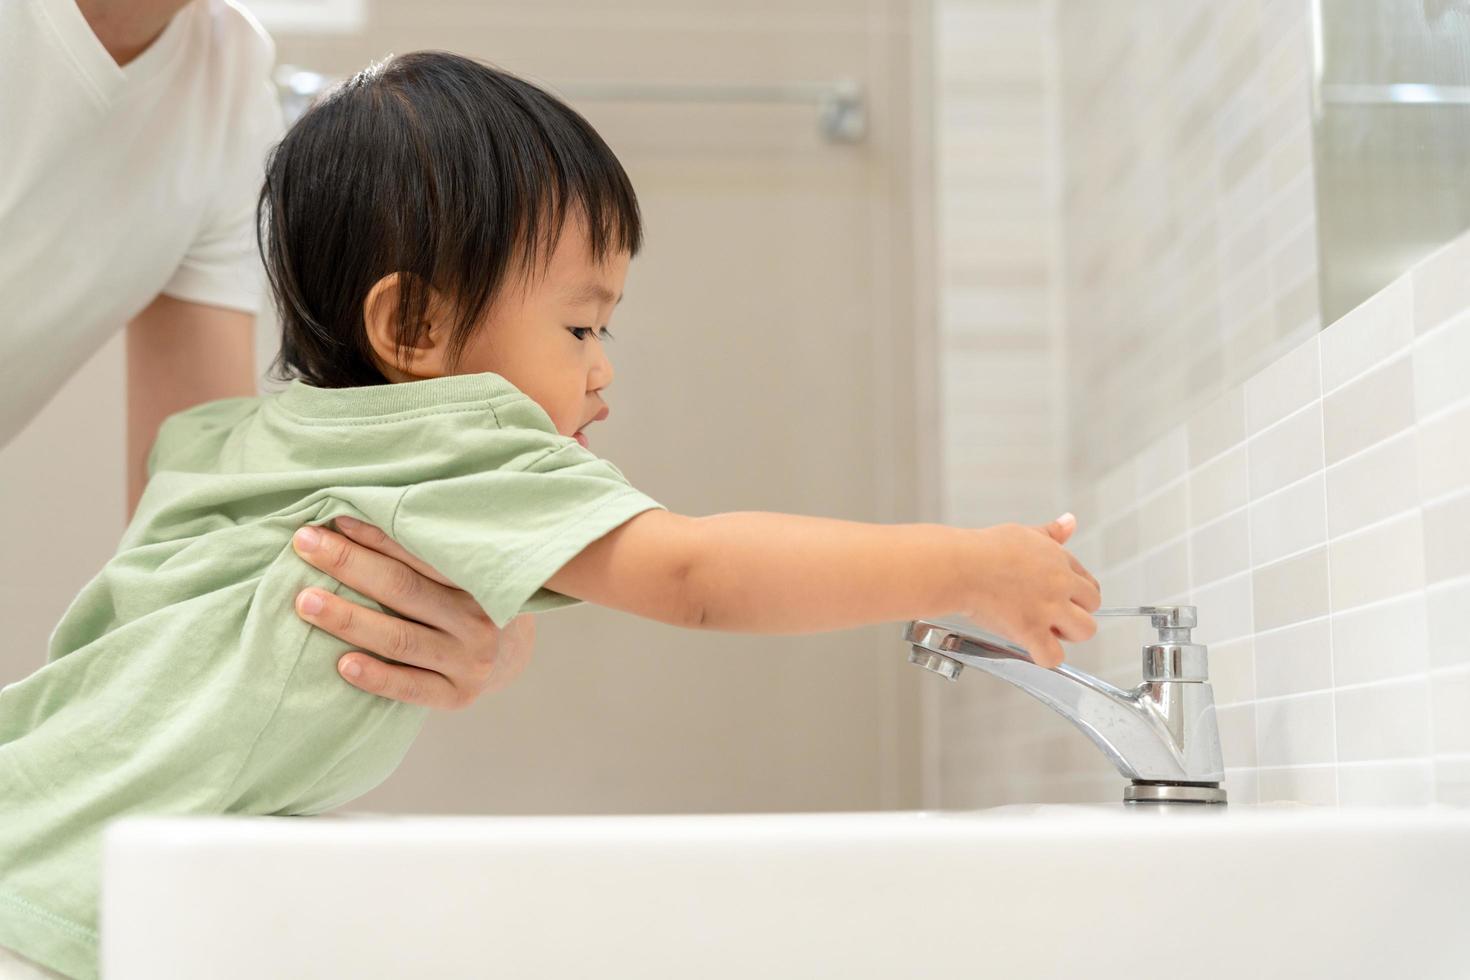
[391, 437, 665, 628]
[161, 64, 284, 314]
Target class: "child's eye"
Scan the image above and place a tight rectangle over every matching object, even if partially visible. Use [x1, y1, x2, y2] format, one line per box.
[567, 327, 615, 342]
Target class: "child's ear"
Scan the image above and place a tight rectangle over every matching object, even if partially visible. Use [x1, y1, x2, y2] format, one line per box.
[362, 272, 453, 380]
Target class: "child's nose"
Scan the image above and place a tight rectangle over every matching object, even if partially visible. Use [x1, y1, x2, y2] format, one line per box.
[590, 344, 614, 390]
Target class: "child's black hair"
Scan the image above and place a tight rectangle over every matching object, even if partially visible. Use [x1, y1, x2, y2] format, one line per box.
[257, 50, 643, 388]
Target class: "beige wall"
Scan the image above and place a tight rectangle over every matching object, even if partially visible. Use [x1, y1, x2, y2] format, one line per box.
[931, 0, 1063, 532]
[0, 0, 930, 815]
[925, 0, 1064, 805]
[0, 335, 128, 677]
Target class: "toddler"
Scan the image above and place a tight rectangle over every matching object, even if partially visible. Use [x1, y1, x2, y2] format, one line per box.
[0, 51, 1099, 980]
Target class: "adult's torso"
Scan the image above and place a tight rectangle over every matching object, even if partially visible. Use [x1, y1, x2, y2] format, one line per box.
[0, 0, 281, 449]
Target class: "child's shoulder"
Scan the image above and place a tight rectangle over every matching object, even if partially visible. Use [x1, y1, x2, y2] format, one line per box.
[148, 395, 263, 477]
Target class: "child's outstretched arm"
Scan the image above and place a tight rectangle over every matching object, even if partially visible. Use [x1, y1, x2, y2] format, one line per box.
[544, 510, 1100, 667]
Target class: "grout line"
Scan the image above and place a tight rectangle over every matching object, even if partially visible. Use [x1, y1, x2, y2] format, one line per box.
[1242, 427, 1262, 759]
[1422, 483, 1470, 512]
[1412, 384, 1470, 429]
[1247, 575, 1470, 637]
[1426, 589, 1442, 785]
[1245, 455, 1323, 509]
[1181, 318, 1470, 486]
[1321, 425, 1415, 480]
[1090, 319, 1466, 522]
[1321, 505, 1419, 549]
[1240, 670, 1432, 708]
[1427, 573, 1470, 595]
[1092, 476, 1460, 605]
[1230, 395, 1321, 457]
[1232, 606, 1330, 641]
[1317, 348, 1412, 402]
[1316, 335, 1342, 804]
[1249, 759, 1441, 772]
[1189, 501, 1250, 539]
[1247, 398, 1322, 458]
[1411, 304, 1470, 352]
[1130, 471, 1190, 512]
[1199, 502, 1424, 593]
[1312, 303, 1467, 410]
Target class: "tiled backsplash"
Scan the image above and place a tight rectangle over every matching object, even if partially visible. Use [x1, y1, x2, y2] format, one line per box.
[1057, 0, 1320, 484]
[935, 231, 1470, 807]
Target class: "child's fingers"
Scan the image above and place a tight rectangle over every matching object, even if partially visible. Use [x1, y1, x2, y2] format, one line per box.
[1030, 631, 1066, 669]
[1054, 603, 1097, 643]
[1072, 570, 1102, 612]
[1037, 512, 1076, 545]
[1068, 552, 1099, 591]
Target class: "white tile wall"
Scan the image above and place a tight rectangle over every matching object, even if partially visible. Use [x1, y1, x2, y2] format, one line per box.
[931, 0, 1469, 809]
[1058, 0, 1320, 480]
[936, 231, 1470, 807]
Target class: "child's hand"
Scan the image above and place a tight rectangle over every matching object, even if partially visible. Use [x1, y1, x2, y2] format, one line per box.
[961, 513, 1100, 669]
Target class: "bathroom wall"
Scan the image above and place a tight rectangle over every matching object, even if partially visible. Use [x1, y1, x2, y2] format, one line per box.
[935, 101, 1470, 807]
[930, 0, 1062, 532]
[931, 0, 1470, 808]
[264, 0, 930, 817]
[0, 0, 928, 815]
[1058, 0, 1320, 483]
[959, 231, 1470, 807]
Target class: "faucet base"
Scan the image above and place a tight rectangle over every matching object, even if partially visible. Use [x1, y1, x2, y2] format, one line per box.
[1125, 781, 1227, 805]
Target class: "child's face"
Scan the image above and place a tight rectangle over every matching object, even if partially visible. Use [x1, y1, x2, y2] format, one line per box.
[457, 220, 629, 448]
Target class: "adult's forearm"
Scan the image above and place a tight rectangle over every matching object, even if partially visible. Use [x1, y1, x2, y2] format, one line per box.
[125, 296, 256, 517]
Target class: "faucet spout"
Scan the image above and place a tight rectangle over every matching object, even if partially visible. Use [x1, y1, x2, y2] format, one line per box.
[905, 616, 1226, 802]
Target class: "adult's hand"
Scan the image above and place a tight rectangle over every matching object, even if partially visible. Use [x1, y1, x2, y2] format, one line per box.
[290, 516, 535, 709]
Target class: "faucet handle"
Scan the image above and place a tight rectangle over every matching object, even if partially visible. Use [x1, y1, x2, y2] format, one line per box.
[1098, 606, 1207, 681]
[1097, 605, 1197, 630]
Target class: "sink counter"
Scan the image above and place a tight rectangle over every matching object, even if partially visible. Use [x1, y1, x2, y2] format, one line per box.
[103, 806, 1470, 979]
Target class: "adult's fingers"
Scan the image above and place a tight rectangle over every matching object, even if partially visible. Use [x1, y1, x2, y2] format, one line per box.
[332, 516, 460, 589]
[336, 652, 465, 709]
[292, 523, 477, 629]
[295, 586, 454, 675]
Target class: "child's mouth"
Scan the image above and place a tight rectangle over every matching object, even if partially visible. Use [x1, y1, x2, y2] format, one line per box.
[574, 430, 589, 448]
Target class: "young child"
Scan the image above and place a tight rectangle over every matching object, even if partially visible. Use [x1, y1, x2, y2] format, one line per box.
[0, 51, 1100, 979]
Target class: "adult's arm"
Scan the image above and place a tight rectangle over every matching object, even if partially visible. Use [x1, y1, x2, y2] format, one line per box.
[125, 294, 256, 517]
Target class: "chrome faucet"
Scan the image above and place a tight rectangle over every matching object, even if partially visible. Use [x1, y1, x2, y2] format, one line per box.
[905, 605, 1227, 804]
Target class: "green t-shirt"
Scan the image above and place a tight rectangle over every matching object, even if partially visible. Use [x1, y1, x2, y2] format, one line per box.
[0, 372, 663, 979]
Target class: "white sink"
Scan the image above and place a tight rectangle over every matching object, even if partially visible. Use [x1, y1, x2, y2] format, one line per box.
[103, 805, 1470, 979]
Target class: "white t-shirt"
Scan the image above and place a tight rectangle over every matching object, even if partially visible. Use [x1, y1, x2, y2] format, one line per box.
[0, 0, 284, 449]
